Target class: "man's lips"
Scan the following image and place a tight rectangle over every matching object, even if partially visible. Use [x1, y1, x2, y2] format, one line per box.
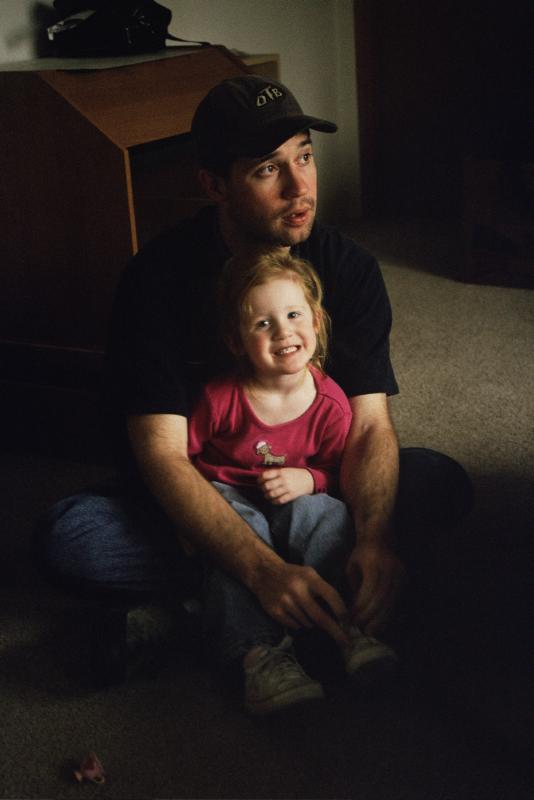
[281, 202, 314, 226]
[281, 209, 310, 226]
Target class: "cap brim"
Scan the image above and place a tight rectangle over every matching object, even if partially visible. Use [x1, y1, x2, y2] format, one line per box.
[230, 115, 337, 159]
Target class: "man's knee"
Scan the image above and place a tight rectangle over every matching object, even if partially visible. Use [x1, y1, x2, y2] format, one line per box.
[397, 447, 474, 530]
[33, 492, 122, 588]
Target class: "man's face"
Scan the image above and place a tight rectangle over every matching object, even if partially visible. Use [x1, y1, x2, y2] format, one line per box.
[219, 133, 318, 249]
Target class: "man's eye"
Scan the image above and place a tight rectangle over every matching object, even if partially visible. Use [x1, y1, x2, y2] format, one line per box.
[300, 151, 313, 164]
[256, 164, 276, 177]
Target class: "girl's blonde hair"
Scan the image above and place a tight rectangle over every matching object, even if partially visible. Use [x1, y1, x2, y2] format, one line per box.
[218, 252, 330, 372]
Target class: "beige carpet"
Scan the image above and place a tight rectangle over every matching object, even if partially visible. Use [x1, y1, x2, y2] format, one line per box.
[353, 218, 534, 542]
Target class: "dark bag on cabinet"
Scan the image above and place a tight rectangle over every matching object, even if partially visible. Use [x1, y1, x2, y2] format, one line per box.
[48, 0, 208, 57]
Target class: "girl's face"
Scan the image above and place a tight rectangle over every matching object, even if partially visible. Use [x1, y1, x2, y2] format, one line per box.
[238, 277, 319, 381]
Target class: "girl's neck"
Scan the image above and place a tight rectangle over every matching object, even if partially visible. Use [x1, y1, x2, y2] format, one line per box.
[243, 367, 317, 426]
[244, 365, 311, 396]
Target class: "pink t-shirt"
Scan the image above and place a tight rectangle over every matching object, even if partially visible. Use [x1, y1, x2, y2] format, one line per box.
[188, 368, 352, 494]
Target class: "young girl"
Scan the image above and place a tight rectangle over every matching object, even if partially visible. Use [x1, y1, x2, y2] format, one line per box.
[188, 253, 396, 714]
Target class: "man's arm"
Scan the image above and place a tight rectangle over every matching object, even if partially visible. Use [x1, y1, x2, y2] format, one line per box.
[127, 413, 349, 644]
[340, 393, 405, 633]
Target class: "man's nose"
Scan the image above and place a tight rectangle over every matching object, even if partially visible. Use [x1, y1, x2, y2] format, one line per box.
[281, 165, 308, 198]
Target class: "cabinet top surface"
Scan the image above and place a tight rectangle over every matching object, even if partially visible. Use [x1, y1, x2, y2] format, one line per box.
[1, 46, 247, 149]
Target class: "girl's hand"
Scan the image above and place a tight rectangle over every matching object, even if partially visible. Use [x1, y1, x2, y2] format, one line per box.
[258, 468, 314, 504]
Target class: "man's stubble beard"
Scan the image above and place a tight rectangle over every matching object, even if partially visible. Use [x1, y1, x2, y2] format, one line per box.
[229, 199, 316, 249]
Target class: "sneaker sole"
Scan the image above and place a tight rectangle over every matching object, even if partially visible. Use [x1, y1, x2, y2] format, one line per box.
[245, 684, 325, 715]
[347, 654, 399, 690]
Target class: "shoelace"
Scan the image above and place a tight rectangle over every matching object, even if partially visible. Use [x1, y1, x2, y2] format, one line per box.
[346, 627, 377, 647]
[253, 644, 305, 687]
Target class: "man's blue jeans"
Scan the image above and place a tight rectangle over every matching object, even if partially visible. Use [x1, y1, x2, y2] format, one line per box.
[34, 448, 473, 654]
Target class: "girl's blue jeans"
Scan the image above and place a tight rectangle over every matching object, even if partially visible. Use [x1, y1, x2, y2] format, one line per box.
[203, 483, 354, 664]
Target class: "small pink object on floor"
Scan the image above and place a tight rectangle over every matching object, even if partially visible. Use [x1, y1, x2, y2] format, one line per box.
[74, 752, 106, 784]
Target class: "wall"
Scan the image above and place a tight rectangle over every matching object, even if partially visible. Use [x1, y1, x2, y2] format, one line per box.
[0, 0, 361, 222]
[354, 0, 531, 220]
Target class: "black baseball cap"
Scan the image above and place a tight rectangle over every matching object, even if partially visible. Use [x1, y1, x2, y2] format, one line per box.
[191, 75, 337, 171]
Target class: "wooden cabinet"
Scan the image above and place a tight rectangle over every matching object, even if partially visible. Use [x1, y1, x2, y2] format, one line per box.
[0, 46, 249, 382]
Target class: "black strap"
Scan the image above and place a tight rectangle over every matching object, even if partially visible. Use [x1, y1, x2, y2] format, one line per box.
[166, 33, 211, 47]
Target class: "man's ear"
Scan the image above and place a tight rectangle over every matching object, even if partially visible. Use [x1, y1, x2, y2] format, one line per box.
[198, 169, 228, 202]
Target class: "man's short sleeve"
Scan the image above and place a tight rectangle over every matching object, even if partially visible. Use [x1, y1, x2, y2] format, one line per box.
[297, 225, 399, 398]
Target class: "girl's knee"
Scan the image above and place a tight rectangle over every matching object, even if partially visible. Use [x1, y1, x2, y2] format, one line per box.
[212, 482, 272, 544]
[291, 493, 351, 525]
[284, 494, 354, 555]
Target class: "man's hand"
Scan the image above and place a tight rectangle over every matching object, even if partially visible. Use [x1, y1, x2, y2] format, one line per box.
[251, 560, 350, 646]
[345, 539, 405, 634]
[258, 468, 314, 504]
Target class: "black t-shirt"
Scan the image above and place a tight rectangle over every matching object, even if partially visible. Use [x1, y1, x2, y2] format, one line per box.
[106, 205, 398, 427]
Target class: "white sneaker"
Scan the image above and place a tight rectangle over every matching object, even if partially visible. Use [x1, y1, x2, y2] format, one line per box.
[342, 626, 398, 686]
[244, 636, 324, 715]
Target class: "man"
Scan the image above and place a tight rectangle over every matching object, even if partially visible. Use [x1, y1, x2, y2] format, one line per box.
[37, 76, 472, 690]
